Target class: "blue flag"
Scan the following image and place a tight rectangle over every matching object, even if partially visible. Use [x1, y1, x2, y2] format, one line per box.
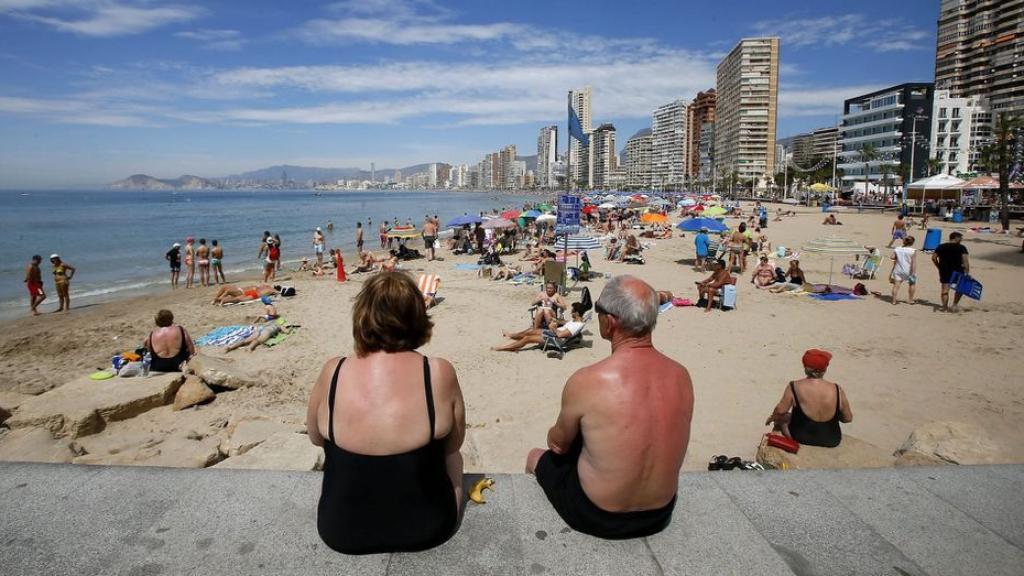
[568, 103, 589, 146]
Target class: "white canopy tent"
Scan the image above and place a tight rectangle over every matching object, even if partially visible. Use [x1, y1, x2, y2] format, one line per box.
[906, 174, 965, 205]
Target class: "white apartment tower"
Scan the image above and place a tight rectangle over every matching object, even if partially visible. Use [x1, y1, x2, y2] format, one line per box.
[625, 128, 653, 189]
[714, 37, 780, 185]
[929, 89, 992, 176]
[651, 99, 688, 190]
[568, 86, 593, 189]
[537, 126, 558, 189]
[590, 123, 617, 190]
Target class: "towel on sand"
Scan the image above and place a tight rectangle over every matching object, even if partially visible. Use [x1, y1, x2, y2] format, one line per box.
[195, 325, 253, 347]
[454, 263, 481, 271]
[810, 293, 859, 301]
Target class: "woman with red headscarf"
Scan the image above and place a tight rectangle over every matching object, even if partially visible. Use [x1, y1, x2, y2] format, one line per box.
[764, 349, 853, 447]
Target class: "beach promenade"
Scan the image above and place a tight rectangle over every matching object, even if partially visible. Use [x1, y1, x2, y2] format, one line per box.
[2, 461, 1023, 575]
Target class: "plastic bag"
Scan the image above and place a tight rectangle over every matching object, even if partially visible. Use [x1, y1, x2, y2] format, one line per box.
[118, 361, 143, 377]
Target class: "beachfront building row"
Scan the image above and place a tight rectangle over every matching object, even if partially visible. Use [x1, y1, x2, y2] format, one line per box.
[536, 126, 558, 189]
[651, 100, 689, 190]
[624, 128, 653, 189]
[788, 127, 839, 168]
[929, 89, 993, 177]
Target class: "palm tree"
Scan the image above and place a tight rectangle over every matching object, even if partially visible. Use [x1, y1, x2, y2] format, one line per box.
[859, 144, 879, 197]
[978, 112, 1023, 231]
[925, 157, 943, 176]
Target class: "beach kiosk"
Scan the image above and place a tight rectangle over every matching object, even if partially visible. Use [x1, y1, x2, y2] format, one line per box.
[906, 174, 965, 211]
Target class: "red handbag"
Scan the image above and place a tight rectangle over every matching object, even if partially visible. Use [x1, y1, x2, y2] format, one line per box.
[766, 433, 800, 454]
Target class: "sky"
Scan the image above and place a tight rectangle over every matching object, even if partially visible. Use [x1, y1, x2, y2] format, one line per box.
[0, 0, 941, 188]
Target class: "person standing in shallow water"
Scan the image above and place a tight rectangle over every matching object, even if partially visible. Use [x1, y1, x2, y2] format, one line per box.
[196, 238, 210, 287]
[24, 255, 46, 315]
[49, 254, 75, 312]
[525, 275, 693, 540]
[211, 240, 226, 284]
[166, 243, 181, 289]
[184, 237, 196, 289]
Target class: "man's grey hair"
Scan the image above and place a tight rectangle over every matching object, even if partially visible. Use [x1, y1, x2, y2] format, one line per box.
[804, 367, 826, 379]
[595, 275, 658, 335]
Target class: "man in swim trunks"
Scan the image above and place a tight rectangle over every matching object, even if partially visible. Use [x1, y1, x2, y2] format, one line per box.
[166, 243, 181, 289]
[887, 214, 907, 248]
[313, 227, 326, 266]
[379, 221, 388, 249]
[932, 231, 970, 312]
[24, 255, 46, 315]
[729, 225, 749, 273]
[224, 322, 288, 352]
[525, 275, 693, 539]
[196, 238, 211, 287]
[211, 239, 226, 284]
[422, 215, 438, 261]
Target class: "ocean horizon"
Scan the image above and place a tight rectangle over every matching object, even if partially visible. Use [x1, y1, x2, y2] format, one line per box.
[0, 189, 535, 319]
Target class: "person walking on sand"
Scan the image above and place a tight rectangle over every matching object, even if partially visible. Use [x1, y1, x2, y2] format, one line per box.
[258, 231, 270, 263]
[211, 239, 226, 284]
[379, 221, 388, 249]
[933, 231, 970, 312]
[274, 234, 283, 271]
[889, 236, 917, 305]
[423, 215, 438, 261]
[196, 238, 211, 287]
[184, 237, 196, 288]
[49, 254, 75, 312]
[887, 214, 908, 248]
[166, 242, 181, 289]
[313, 227, 326, 267]
[263, 238, 278, 283]
[356, 222, 364, 253]
[24, 255, 46, 315]
[525, 275, 693, 539]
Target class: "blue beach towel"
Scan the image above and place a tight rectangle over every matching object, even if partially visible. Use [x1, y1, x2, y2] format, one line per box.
[194, 325, 254, 347]
[659, 301, 674, 314]
[454, 263, 482, 271]
[810, 293, 859, 301]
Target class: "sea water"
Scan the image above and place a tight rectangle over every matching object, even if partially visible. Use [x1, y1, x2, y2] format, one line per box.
[0, 189, 534, 318]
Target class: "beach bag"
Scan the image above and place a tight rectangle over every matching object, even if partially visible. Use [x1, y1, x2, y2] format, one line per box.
[853, 283, 868, 296]
[118, 362, 143, 378]
[774, 267, 787, 284]
[280, 286, 296, 297]
[721, 285, 737, 309]
[766, 433, 799, 454]
[949, 271, 983, 300]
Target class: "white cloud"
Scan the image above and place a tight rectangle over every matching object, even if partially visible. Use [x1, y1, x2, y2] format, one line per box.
[3, 1, 202, 37]
[0, 95, 153, 126]
[752, 13, 932, 52]
[778, 84, 886, 118]
[176, 28, 246, 50]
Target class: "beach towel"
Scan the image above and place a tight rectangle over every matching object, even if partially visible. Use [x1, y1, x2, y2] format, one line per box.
[810, 293, 859, 301]
[509, 273, 537, 285]
[454, 263, 482, 271]
[194, 325, 253, 347]
[264, 327, 296, 347]
[659, 301, 674, 314]
[417, 274, 441, 298]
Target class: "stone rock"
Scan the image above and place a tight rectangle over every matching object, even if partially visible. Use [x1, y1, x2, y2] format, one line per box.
[0, 391, 33, 425]
[0, 428, 74, 463]
[218, 418, 300, 458]
[187, 353, 262, 391]
[893, 421, 1000, 465]
[757, 434, 893, 470]
[73, 435, 222, 468]
[212, 432, 323, 471]
[6, 372, 185, 439]
[173, 376, 215, 411]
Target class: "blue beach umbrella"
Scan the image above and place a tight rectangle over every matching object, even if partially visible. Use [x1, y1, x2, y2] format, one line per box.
[677, 217, 729, 233]
[446, 214, 483, 227]
[522, 210, 543, 219]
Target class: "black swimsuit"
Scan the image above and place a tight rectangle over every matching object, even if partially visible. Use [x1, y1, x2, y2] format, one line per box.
[148, 326, 191, 372]
[317, 356, 457, 555]
[788, 381, 842, 447]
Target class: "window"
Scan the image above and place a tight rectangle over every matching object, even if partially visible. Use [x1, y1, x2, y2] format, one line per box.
[939, 107, 948, 118]
[950, 136, 960, 147]
[952, 108, 961, 118]
[949, 152, 958, 162]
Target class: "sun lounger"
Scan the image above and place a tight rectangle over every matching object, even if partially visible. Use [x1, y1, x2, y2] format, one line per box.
[417, 274, 441, 307]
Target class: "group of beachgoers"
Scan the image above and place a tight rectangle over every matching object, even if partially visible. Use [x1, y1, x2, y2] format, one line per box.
[165, 237, 227, 289]
[22, 254, 74, 315]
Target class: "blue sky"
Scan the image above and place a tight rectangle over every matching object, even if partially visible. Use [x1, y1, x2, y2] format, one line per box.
[0, 0, 940, 188]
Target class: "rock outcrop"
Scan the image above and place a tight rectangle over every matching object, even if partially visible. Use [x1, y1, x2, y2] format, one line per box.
[73, 435, 222, 468]
[173, 376, 216, 411]
[213, 432, 323, 471]
[0, 428, 74, 463]
[218, 418, 300, 458]
[893, 421, 1000, 466]
[187, 354, 262, 390]
[756, 434, 893, 470]
[0, 391, 33, 426]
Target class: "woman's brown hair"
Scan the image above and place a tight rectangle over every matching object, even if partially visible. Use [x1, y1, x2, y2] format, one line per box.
[155, 309, 174, 327]
[352, 272, 433, 357]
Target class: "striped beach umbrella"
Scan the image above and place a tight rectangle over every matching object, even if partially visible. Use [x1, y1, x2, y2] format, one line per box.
[559, 234, 603, 251]
[802, 236, 869, 285]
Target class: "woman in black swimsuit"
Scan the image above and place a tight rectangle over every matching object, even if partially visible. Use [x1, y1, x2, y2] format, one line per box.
[144, 309, 195, 372]
[765, 349, 853, 447]
[307, 272, 466, 554]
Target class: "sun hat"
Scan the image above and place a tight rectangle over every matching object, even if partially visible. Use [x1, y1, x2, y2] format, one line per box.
[802, 349, 832, 372]
[49, 253, 59, 259]
[172, 242, 181, 248]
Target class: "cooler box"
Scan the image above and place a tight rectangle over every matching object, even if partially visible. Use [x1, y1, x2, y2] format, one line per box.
[923, 228, 942, 251]
[721, 284, 737, 309]
[952, 209, 964, 223]
[949, 271, 983, 300]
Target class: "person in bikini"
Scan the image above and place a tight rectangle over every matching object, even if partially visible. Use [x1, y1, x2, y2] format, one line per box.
[211, 283, 276, 305]
[49, 254, 76, 312]
[531, 282, 569, 329]
[184, 237, 196, 289]
[225, 323, 290, 352]
[196, 238, 211, 287]
[211, 239, 226, 284]
[493, 303, 587, 352]
[24, 255, 46, 315]
[525, 276, 693, 539]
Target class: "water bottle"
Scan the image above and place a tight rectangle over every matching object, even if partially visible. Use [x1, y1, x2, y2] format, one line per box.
[142, 352, 151, 376]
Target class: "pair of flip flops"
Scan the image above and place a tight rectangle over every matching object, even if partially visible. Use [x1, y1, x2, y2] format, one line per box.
[708, 455, 764, 471]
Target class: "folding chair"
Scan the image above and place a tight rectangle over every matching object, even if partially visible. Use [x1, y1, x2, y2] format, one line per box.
[713, 276, 738, 310]
[416, 273, 441, 307]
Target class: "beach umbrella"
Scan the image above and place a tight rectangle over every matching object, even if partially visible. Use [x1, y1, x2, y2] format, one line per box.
[559, 234, 603, 251]
[500, 209, 521, 219]
[598, 202, 616, 209]
[581, 205, 597, 214]
[387, 226, 419, 239]
[482, 218, 515, 229]
[678, 198, 697, 207]
[536, 214, 557, 224]
[809, 183, 835, 192]
[703, 205, 727, 217]
[446, 214, 482, 227]
[677, 217, 729, 233]
[603, 194, 617, 202]
[802, 236, 869, 285]
[689, 205, 705, 213]
[522, 209, 542, 219]
[536, 203, 554, 212]
[641, 212, 668, 224]
[649, 198, 671, 207]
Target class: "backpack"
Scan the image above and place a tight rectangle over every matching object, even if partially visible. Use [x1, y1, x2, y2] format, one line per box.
[280, 286, 296, 297]
[579, 287, 593, 314]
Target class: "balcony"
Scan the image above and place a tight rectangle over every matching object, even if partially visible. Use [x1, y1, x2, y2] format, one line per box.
[843, 101, 904, 120]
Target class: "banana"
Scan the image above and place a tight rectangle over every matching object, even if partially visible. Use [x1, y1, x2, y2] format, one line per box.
[468, 477, 495, 504]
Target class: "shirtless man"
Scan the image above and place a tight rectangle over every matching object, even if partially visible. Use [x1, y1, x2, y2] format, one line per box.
[258, 231, 270, 263]
[532, 282, 569, 329]
[887, 214, 908, 248]
[166, 243, 181, 289]
[184, 237, 196, 289]
[211, 240, 226, 284]
[211, 283, 276, 305]
[525, 276, 693, 539]
[24, 255, 46, 315]
[729, 225, 749, 273]
[695, 258, 733, 312]
[196, 238, 210, 287]
[422, 216, 438, 261]
[313, 227, 326, 266]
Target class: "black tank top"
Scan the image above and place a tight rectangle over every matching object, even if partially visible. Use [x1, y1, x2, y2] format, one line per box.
[317, 356, 457, 555]
[788, 381, 842, 448]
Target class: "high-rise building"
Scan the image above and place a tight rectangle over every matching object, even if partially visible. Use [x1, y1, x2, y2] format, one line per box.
[568, 86, 593, 189]
[788, 126, 838, 167]
[838, 83, 934, 190]
[714, 37, 780, 186]
[651, 99, 688, 190]
[500, 144, 517, 190]
[687, 89, 716, 177]
[625, 128, 653, 189]
[536, 126, 558, 189]
[590, 123, 617, 189]
[698, 122, 715, 182]
[930, 89, 992, 176]
[480, 155, 493, 189]
[935, 0, 1024, 115]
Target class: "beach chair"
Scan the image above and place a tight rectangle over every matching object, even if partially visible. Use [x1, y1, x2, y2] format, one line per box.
[417, 273, 441, 308]
[541, 310, 592, 359]
[845, 254, 881, 280]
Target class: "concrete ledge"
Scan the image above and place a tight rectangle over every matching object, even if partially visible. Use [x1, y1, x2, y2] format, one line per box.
[1, 463, 1022, 575]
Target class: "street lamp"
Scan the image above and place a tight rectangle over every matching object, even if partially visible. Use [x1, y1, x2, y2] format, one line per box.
[905, 107, 929, 205]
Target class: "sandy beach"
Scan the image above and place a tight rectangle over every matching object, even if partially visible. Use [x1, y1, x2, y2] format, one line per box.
[1, 205, 1023, 471]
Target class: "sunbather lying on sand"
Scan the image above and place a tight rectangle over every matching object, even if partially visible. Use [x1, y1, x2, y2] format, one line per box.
[212, 284, 277, 305]
[224, 323, 291, 352]
[493, 304, 585, 352]
[246, 297, 279, 323]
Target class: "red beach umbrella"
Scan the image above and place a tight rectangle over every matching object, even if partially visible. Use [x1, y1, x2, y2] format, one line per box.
[501, 210, 521, 220]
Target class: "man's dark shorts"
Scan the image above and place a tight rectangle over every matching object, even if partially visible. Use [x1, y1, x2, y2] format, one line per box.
[534, 438, 675, 540]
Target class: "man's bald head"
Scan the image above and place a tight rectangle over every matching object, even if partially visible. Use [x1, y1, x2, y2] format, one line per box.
[595, 275, 659, 336]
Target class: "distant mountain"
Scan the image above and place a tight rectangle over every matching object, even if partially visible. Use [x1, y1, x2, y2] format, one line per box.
[224, 164, 371, 183]
[109, 174, 220, 190]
